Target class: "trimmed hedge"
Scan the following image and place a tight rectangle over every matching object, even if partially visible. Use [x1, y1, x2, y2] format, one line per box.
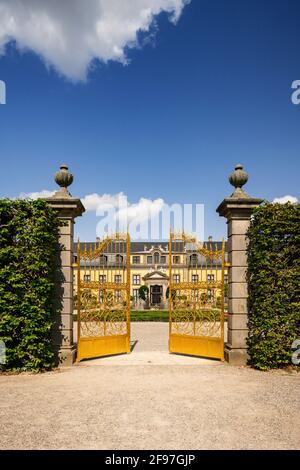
[247, 202, 300, 370]
[131, 310, 169, 322]
[0, 199, 60, 371]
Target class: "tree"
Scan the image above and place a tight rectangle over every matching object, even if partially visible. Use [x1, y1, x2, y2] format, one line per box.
[138, 285, 149, 301]
[166, 287, 177, 301]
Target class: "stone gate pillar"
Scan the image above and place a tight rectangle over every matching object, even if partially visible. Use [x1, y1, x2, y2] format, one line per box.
[217, 165, 263, 365]
[46, 165, 85, 366]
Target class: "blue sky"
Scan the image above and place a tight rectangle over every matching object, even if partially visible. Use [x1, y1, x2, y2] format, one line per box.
[0, 0, 299, 241]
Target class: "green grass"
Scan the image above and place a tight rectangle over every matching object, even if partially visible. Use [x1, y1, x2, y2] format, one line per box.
[73, 310, 169, 322]
[131, 310, 169, 322]
[73, 310, 228, 323]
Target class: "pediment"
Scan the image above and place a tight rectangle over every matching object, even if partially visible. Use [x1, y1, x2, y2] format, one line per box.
[143, 270, 169, 280]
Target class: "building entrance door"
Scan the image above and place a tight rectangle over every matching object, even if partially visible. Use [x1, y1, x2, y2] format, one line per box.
[150, 285, 163, 305]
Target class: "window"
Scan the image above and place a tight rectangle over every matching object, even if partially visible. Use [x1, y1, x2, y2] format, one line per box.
[190, 254, 198, 266]
[114, 275, 122, 284]
[83, 274, 91, 282]
[99, 290, 104, 304]
[115, 254, 123, 265]
[99, 255, 107, 266]
[173, 274, 180, 284]
[154, 252, 160, 264]
[115, 290, 122, 302]
[224, 274, 229, 284]
[147, 256, 153, 264]
[207, 289, 214, 301]
[99, 275, 106, 283]
[192, 274, 199, 283]
[133, 289, 139, 303]
[132, 256, 140, 264]
[207, 274, 215, 283]
[173, 255, 180, 264]
[160, 256, 166, 264]
[191, 289, 199, 300]
[133, 275, 140, 285]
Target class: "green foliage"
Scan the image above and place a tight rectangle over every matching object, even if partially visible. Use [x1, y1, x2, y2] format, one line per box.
[166, 287, 176, 301]
[138, 285, 149, 301]
[0, 199, 61, 372]
[73, 310, 169, 322]
[224, 283, 229, 299]
[130, 311, 169, 322]
[247, 202, 300, 370]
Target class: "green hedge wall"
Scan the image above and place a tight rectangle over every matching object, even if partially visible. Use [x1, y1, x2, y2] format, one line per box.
[0, 199, 60, 372]
[247, 202, 300, 370]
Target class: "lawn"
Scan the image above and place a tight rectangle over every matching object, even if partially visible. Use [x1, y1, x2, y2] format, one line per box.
[73, 310, 228, 322]
[131, 310, 169, 322]
[73, 310, 169, 322]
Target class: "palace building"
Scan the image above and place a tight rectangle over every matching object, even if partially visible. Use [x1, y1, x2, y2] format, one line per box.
[73, 239, 228, 310]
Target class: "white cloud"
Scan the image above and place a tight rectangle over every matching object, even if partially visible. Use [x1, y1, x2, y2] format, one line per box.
[19, 190, 55, 199]
[82, 192, 128, 212]
[19, 189, 165, 224]
[273, 195, 298, 205]
[83, 191, 164, 223]
[116, 196, 164, 223]
[0, 0, 190, 81]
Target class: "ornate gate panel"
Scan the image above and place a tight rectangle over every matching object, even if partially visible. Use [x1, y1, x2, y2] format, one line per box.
[76, 233, 131, 362]
[169, 232, 225, 361]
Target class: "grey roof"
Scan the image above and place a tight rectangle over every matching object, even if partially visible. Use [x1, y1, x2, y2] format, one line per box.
[74, 240, 227, 253]
[74, 240, 228, 270]
[75, 242, 126, 254]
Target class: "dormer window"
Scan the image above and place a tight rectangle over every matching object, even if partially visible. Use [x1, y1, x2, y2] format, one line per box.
[115, 254, 123, 265]
[190, 254, 198, 267]
[154, 252, 160, 264]
[99, 255, 108, 266]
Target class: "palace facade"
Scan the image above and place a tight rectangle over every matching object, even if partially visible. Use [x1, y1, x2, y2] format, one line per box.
[73, 239, 228, 310]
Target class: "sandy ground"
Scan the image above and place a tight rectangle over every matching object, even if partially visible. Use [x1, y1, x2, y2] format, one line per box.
[74, 321, 224, 365]
[0, 323, 299, 450]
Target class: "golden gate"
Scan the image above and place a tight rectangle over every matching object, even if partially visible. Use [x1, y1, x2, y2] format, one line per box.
[76, 233, 131, 362]
[169, 232, 226, 360]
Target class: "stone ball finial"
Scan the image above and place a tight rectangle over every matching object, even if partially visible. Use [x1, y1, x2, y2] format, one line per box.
[228, 164, 250, 199]
[54, 164, 73, 197]
[229, 164, 248, 190]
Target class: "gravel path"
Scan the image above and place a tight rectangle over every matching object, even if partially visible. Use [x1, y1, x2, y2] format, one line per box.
[73, 322, 227, 365]
[0, 323, 299, 450]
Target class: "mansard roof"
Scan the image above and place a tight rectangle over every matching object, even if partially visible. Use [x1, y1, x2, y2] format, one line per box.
[73, 240, 227, 254]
